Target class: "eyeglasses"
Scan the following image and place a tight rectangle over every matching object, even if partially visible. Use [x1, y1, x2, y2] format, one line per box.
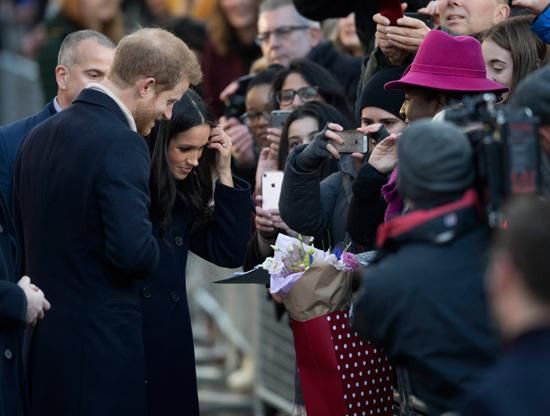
[241, 110, 271, 125]
[255, 25, 310, 45]
[276, 86, 319, 105]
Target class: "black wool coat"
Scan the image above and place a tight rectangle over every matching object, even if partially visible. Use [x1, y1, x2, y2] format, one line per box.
[139, 177, 251, 416]
[0, 193, 27, 416]
[352, 201, 498, 414]
[14, 88, 159, 416]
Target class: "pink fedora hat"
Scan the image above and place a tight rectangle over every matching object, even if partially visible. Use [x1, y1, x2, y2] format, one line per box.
[385, 30, 508, 94]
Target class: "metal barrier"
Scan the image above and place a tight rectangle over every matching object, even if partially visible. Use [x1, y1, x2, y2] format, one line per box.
[255, 289, 295, 415]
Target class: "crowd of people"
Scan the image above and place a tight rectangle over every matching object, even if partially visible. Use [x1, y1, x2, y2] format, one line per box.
[1, 0, 550, 415]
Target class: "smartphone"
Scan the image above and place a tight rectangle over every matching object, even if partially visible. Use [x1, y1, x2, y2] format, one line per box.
[404, 12, 434, 29]
[379, 0, 403, 25]
[271, 110, 292, 129]
[262, 171, 284, 210]
[333, 130, 370, 154]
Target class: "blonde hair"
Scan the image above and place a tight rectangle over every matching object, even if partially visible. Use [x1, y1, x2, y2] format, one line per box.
[110, 28, 202, 90]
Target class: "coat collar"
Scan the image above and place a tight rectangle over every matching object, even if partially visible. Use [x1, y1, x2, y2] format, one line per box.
[73, 88, 137, 132]
[376, 189, 482, 248]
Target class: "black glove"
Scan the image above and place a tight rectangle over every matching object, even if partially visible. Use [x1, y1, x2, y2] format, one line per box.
[295, 125, 333, 171]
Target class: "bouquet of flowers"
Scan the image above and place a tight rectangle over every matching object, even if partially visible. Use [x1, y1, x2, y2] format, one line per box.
[261, 234, 359, 321]
[260, 234, 393, 416]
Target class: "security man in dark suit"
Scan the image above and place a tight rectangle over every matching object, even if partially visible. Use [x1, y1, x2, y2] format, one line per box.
[0, 30, 114, 214]
[14, 28, 202, 416]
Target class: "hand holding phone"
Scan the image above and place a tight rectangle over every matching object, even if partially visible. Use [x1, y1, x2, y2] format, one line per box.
[378, 0, 403, 25]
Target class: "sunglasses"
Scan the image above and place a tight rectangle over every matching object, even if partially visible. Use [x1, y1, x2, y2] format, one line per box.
[276, 86, 319, 105]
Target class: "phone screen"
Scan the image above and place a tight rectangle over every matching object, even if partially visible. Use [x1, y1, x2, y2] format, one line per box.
[262, 171, 284, 210]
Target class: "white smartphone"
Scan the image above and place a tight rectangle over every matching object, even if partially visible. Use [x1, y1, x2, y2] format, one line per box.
[262, 171, 284, 210]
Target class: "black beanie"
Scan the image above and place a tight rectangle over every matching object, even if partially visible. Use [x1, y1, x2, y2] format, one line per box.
[397, 120, 474, 207]
[359, 67, 406, 119]
[508, 66, 550, 126]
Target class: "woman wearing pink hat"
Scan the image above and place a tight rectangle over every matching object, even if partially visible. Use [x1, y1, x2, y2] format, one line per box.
[384, 29, 508, 123]
[379, 29, 508, 221]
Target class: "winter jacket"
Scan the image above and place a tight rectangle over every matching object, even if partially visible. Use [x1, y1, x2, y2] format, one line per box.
[532, 3, 550, 44]
[279, 144, 355, 246]
[352, 191, 499, 414]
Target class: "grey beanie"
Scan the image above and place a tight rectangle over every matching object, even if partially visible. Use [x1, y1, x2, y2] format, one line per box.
[397, 120, 474, 206]
[508, 66, 550, 126]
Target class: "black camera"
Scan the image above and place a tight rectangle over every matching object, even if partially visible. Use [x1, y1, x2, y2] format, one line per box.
[223, 74, 254, 120]
[444, 94, 541, 227]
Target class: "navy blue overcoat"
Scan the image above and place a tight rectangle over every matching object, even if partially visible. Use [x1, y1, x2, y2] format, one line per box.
[139, 177, 251, 416]
[14, 88, 159, 416]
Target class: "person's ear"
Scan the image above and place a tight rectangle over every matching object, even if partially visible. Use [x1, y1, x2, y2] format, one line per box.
[307, 27, 323, 47]
[55, 65, 69, 91]
[137, 77, 156, 98]
[494, 3, 510, 25]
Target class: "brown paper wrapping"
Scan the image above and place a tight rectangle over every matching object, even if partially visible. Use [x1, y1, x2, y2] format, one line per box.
[283, 265, 353, 322]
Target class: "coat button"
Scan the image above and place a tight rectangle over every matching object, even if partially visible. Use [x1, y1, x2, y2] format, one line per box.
[174, 236, 183, 247]
[142, 286, 152, 299]
[4, 349, 13, 360]
[170, 290, 180, 303]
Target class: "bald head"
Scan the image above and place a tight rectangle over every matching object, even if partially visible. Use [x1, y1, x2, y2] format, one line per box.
[440, 0, 510, 35]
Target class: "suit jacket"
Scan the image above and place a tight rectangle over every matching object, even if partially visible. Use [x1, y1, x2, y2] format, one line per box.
[0, 100, 56, 213]
[14, 88, 159, 416]
[0, 192, 27, 416]
[461, 328, 550, 416]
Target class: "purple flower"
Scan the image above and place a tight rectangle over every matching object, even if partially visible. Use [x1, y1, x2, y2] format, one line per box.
[341, 252, 359, 271]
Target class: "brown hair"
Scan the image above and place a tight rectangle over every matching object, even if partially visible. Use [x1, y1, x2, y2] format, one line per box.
[494, 197, 550, 305]
[110, 28, 202, 90]
[207, 0, 259, 56]
[483, 15, 549, 95]
[61, 0, 124, 42]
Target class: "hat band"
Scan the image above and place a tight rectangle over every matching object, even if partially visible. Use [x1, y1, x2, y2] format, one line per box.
[411, 63, 486, 79]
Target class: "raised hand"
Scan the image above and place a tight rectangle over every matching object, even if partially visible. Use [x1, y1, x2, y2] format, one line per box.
[296, 123, 344, 170]
[209, 125, 234, 187]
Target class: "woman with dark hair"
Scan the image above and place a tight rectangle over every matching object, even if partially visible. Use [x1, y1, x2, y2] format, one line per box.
[245, 101, 351, 268]
[277, 101, 350, 171]
[271, 59, 354, 123]
[140, 89, 251, 416]
[482, 14, 549, 102]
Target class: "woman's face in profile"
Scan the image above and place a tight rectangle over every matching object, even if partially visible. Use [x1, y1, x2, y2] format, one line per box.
[287, 116, 319, 150]
[482, 38, 513, 102]
[167, 124, 210, 181]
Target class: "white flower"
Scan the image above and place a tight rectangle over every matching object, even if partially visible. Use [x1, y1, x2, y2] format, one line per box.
[261, 257, 284, 274]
